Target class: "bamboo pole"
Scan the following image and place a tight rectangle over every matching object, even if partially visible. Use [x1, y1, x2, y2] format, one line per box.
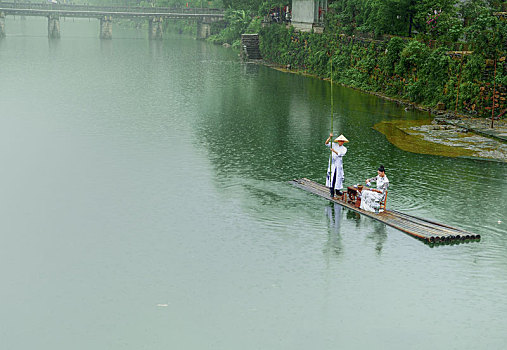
[330, 56, 334, 133]
[328, 57, 334, 174]
[390, 209, 475, 236]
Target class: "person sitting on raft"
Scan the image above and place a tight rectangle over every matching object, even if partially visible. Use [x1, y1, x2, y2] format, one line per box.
[359, 165, 389, 213]
[325, 133, 348, 199]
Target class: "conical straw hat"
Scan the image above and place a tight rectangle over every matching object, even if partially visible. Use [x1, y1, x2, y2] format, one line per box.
[334, 134, 349, 142]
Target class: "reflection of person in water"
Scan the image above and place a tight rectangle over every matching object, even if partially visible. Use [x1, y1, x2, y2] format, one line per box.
[369, 221, 387, 255]
[326, 202, 343, 232]
[344, 208, 388, 255]
[325, 202, 344, 257]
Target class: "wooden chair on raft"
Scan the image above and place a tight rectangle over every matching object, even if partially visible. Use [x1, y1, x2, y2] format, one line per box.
[346, 187, 388, 212]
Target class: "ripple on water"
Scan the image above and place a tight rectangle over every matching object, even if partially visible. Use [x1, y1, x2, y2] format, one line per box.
[216, 177, 324, 233]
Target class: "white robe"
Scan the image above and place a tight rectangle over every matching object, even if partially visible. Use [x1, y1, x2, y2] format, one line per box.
[360, 175, 389, 213]
[325, 143, 347, 191]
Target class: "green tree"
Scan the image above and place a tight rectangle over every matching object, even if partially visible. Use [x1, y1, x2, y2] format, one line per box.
[383, 37, 406, 75]
[362, 0, 420, 37]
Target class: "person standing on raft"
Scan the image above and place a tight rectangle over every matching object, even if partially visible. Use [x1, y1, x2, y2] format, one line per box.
[325, 133, 348, 199]
[360, 165, 389, 213]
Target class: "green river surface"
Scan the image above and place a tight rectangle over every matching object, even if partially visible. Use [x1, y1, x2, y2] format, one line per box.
[1, 18, 506, 350]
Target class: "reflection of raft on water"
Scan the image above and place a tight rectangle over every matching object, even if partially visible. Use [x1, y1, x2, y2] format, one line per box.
[290, 178, 480, 245]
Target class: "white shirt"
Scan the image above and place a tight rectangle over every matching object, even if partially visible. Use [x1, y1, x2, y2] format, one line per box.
[367, 175, 389, 193]
[327, 143, 347, 162]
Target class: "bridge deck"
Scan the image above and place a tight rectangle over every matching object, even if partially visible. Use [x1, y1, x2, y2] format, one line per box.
[0, 3, 224, 19]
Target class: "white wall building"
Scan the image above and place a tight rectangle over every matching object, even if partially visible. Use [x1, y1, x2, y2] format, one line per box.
[291, 0, 328, 32]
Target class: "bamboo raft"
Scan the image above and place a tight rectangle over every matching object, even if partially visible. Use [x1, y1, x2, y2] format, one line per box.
[290, 178, 480, 245]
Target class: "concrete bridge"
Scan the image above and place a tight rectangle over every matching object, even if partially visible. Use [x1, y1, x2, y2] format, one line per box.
[0, 2, 224, 39]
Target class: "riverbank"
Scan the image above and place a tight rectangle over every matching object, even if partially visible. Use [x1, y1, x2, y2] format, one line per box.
[255, 19, 507, 162]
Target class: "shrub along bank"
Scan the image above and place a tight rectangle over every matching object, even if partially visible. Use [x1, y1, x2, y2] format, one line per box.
[259, 21, 506, 118]
[260, 25, 507, 117]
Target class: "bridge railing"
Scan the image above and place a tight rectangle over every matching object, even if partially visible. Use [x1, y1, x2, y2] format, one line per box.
[0, 2, 224, 15]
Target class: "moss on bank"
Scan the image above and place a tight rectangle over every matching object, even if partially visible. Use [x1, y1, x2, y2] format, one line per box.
[374, 120, 476, 158]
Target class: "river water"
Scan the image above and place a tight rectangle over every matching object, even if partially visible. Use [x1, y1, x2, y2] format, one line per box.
[1, 17, 506, 349]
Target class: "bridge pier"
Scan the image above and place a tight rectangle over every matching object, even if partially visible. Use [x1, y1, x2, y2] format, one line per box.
[196, 20, 211, 40]
[48, 15, 60, 39]
[0, 12, 5, 38]
[149, 16, 163, 40]
[100, 16, 112, 39]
